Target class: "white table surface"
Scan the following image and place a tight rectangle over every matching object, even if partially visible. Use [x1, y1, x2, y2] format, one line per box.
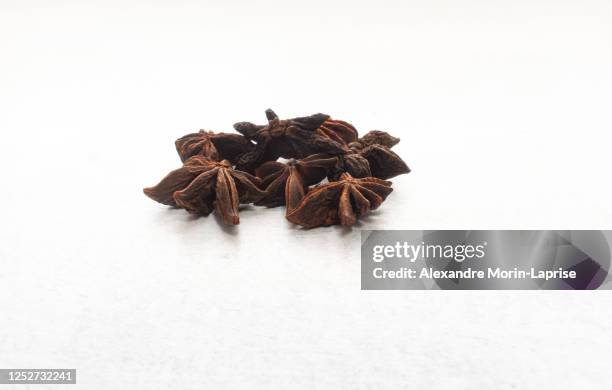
[1, 1, 611, 388]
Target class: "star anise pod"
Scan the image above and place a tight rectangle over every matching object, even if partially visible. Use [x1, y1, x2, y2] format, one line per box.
[233, 109, 358, 173]
[254, 154, 337, 211]
[317, 129, 409, 180]
[359, 144, 410, 179]
[349, 130, 400, 151]
[327, 151, 372, 181]
[175, 130, 254, 164]
[326, 143, 409, 181]
[286, 173, 393, 228]
[143, 156, 264, 225]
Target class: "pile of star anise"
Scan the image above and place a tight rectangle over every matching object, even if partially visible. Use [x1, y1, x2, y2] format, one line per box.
[144, 109, 410, 228]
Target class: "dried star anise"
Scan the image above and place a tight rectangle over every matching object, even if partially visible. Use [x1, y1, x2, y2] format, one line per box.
[175, 130, 254, 164]
[233, 109, 358, 173]
[286, 173, 393, 228]
[335, 129, 409, 180]
[143, 156, 264, 225]
[254, 154, 337, 211]
[145, 110, 411, 229]
[327, 151, 372, 181]
[349, 130, 400, 151]
[359, 144, 410, 180]
[327, 142, 409, 181]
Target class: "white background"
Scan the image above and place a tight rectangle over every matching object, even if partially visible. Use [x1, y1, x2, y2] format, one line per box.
[1, 0, 612, 388]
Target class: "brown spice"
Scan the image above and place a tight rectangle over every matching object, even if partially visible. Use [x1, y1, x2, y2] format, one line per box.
[175, 130, 254, 164]
[144, 110, 410, 228]
[144, 156, 264, 225]
[233, 109, 357, 173]
[286, 173, 393, 228]
[255, 154, 337, 212]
